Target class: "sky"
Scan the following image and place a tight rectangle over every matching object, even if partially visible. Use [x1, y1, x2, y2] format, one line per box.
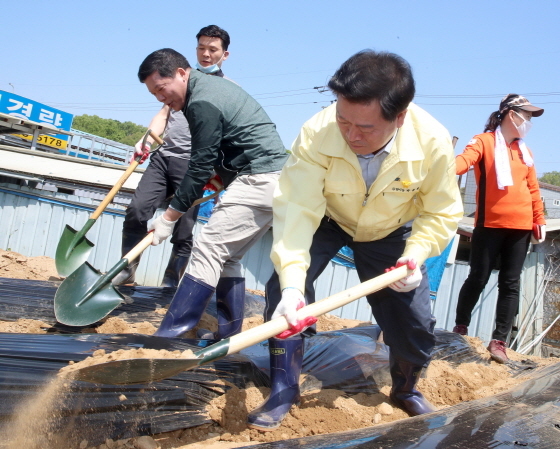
[2, 1, 560, 177]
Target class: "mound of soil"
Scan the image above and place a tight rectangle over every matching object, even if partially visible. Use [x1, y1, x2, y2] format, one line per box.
[0, 249, 62, 281]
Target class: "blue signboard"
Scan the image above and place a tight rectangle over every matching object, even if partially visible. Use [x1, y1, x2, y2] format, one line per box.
[0, 90, 74, 149]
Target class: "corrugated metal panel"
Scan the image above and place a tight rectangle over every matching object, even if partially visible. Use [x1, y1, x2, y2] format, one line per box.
[431, 262, 499, 342]
[431, 252, 545, 349]
[517, 252, 545, 354]
[0, 184, 545, 350]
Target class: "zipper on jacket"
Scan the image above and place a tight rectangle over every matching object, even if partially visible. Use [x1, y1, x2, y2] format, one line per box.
[362, 193, 369, 207]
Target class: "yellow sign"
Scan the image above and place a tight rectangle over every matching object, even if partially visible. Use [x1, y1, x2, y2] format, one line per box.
[15, 133, 68, 150]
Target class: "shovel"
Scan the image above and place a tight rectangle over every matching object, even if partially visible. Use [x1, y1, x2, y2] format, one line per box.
[55, 130, 164, 277]
[64, 265, 409, 385]
[54, 188, 224, 328]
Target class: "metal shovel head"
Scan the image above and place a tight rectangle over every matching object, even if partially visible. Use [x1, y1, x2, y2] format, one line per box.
[54, 261, 125, 327]
[70, 356, 202, 384]
[68, 338, 230, 384]
[55, 224, 95, 277]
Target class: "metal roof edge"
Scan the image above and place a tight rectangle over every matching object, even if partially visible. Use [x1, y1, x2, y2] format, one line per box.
[0, 143, 146, 173]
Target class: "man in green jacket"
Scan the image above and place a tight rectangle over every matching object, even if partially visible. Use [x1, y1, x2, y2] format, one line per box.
[115, 25, 232, 289]
[248, 50, 463, 430]
[137, 48, 287, 339]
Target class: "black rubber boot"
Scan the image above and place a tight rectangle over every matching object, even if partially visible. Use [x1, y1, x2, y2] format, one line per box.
[389, 355, 437, 416]
[160, 247, 190, 288]
[112, 232, 145, 286]
[198, 277, 246, 340]
[154, 274, 215, 338]
[247, 336, 303, 431]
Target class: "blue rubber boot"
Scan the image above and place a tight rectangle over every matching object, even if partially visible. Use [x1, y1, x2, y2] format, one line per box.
[247, 336, 303, 431]
[197, 277, 245, 339]
[154, 274, 215, 338]
[389, 355, 437, 416]
[217, 277, 245, 339]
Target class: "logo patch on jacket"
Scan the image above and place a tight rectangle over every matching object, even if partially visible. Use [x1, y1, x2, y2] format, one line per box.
[401, 180, 412, 188]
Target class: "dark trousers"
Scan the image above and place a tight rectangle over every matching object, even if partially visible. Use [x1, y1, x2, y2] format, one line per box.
[123, 151, 199, 257]
[456, 227, 531, 342]
[265, 217, 436, 367]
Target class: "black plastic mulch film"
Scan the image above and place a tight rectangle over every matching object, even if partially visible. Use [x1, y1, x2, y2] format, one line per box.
[0, 277, 559, 448]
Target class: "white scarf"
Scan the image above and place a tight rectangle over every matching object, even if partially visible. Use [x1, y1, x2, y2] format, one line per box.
[494, 126, 534, 190]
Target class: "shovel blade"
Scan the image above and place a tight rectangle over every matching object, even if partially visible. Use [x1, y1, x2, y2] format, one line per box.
[55, 224, 95, 277]
[54, 261, 124, 326]
[70, 357, 201, 384]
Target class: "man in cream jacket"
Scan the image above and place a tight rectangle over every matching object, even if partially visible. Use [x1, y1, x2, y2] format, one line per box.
[248, 50, 463, 431]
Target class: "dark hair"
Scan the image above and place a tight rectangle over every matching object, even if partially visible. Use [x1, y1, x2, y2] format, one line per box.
[328, 50, 415, 122]
[138, 48, 190, 83]
[196, 25, 231, 51]
[484, 93, 521, 132]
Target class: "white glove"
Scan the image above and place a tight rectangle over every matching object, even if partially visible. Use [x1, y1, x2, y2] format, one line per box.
[531, 224, 546, 245]
[148, 215, 177, 246]
[272, 288, 305, 327]
[388, 257, 422, 292]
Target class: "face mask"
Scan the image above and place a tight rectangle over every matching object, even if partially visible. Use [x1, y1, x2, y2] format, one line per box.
[196, 52, 225, 74]
[196, 62, 220, 74]
[513, 111, 533, 138]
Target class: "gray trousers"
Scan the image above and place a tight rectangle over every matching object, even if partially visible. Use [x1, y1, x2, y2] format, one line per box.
[187, 172, 279, 287]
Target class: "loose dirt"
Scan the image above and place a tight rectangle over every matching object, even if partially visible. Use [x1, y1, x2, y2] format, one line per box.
[0, 248, 62, 281]
[2, 376, 68, 449]
[59, 348, 197, 377]
[0, 250, 557, 449]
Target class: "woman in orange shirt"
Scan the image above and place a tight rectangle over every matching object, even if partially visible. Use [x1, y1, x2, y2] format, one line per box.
[453, 94, 546, 363]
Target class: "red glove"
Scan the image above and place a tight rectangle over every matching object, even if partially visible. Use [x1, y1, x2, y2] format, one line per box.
[130, 142, 151, 164]
[385, 257, 422, 292]
[203, 174, 223, 192]
[276, 316, 317, 339]
[272, 288, 317, 339]
[531, 224, 546, 244]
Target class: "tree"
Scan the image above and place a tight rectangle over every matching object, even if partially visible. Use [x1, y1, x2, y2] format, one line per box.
[72, 115, 147, 147]
[539, 171, 560, 186]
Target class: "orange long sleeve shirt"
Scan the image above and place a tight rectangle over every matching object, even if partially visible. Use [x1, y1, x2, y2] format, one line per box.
[456, 132, 545, 229]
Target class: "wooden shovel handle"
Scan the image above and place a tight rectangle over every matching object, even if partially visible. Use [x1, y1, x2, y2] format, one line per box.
[148, 133, 164, 146]
[123, 232, 154, 263]
[90, 131, 164, 220]
[226, 264, 409, 354]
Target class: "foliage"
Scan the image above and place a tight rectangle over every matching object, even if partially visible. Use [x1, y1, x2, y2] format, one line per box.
[539, 171, 560, 186]
[72, 115, 147, 147]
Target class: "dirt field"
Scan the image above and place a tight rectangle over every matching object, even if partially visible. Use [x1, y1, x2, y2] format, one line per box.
[0, 249, 556, 449]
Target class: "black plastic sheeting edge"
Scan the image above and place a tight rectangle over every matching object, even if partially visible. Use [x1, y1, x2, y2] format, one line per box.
[0, 277, 175, 330]
[0, 333, 270, 446]
[242, 362, 560, 449]
[0, 276, 265, 332]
